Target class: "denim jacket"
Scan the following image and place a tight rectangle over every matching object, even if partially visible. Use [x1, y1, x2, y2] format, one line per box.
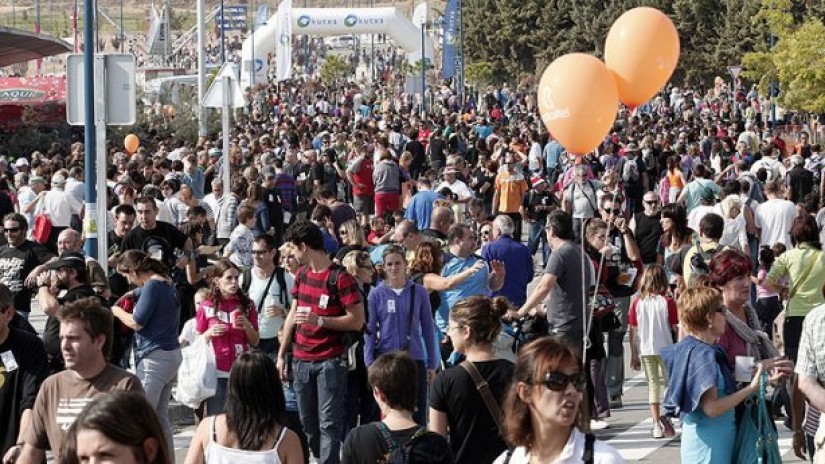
[662, 335, 736, 419]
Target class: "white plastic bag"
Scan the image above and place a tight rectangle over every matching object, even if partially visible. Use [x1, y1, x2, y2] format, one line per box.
[174, 335, 217, 408]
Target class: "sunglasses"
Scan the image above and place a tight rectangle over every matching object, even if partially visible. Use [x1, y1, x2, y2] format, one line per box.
[3, 227, 21, 233]
[644, 200, 659, 205]
[339, 230, 348, 235]
[603, 208, 621, 215]
[541, 371, 588, 392]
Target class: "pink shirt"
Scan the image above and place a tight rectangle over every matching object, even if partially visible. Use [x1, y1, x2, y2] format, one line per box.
[196, 296, 259, 373]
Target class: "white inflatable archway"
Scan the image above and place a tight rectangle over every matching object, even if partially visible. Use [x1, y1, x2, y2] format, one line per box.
[240, 7, 435, 89]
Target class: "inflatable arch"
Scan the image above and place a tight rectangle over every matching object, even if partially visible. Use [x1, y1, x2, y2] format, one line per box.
[240, 7, 435, 88]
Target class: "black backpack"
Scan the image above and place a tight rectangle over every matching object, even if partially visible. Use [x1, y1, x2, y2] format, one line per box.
[296, 264, 362, 349]
[376, 423, 451, 464]
[688, 240, 723, 287]
[241, 267, 289, 308]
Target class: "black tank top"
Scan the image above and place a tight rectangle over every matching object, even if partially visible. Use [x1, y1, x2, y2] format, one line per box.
[634, 212, 662, 264]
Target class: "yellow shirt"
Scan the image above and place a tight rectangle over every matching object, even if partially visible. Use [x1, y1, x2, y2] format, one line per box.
[495, 171, 529, 214]
[766, 244, 825, 317]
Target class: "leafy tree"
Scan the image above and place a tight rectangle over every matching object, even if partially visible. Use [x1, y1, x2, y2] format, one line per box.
[465, 61, 495, 88]
[319, 55, 353, 86]
[744, 0, 825, 112]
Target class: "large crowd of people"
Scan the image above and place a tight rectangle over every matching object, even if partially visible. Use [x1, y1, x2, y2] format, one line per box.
[0, 60, 825, 464]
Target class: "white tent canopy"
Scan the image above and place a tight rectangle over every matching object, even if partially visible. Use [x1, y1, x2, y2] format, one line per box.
[241, 7, 435, 88]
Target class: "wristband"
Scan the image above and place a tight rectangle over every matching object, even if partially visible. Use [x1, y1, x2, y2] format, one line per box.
[317, 316, 325, 328]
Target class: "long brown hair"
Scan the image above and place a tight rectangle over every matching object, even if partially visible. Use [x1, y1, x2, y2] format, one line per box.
[409, 240, 444, 275]
[502, 337, 589, 449]
[117, 250, 170, 279]
[208, 258, 252, 315]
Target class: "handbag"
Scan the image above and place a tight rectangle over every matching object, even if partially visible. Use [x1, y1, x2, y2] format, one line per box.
[734, 372, 782, 464]
[32, 213, 52, 244]
[592, 286, 617, 319]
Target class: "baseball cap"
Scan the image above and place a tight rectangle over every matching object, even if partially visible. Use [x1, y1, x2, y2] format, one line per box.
[531, 175, 547, 187]
[14, 158, 29, 168]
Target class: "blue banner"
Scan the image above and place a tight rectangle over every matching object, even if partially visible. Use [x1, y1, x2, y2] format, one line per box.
[441, 0, 458, 79]
[216, 5, 248, 31]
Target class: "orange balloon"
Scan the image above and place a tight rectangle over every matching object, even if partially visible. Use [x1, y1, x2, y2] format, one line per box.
[538, 54, 619, 155]
[124, 134, 140, 154]
[605, 7, 680, 108]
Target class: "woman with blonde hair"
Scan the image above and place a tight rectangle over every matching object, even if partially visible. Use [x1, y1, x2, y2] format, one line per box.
[628, 264, 678, 438]
[335, 219, 369, 262]
[718, 194, 748, 254]
[494, 337, 624, 463]
[662, 287, 792, 463]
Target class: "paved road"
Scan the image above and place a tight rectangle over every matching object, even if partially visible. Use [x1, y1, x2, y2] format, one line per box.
[27, 287, 808, 463]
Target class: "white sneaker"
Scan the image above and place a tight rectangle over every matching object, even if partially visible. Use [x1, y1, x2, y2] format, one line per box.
[652, 424, 664, 438]
[590, 419, 609, 430]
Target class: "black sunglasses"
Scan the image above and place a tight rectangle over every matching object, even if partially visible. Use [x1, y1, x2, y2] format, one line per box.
[603, 208, 622, 215]
[644, 200, 659, 205]
[539, 371, 587, 392]
[3, 227, 21, 233]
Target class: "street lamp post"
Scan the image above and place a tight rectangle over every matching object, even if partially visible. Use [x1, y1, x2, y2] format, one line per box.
[420, 21, 425, 117]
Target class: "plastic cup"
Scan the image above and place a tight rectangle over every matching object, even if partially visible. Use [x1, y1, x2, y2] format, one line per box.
[735, 355, 755, 382]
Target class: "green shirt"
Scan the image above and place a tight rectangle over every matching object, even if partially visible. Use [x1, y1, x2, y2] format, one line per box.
[766, 243, 825, 317]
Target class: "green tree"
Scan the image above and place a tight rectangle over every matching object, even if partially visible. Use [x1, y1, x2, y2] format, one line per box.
[465, 61, 495, 88]
[744, 0, 825, 112]
[319, 55, 353, 86]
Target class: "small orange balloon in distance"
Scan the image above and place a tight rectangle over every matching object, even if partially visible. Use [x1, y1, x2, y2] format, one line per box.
[605, 7, 680, 108]
[124, 134, 140, 154]
[538, 53, 619, 155]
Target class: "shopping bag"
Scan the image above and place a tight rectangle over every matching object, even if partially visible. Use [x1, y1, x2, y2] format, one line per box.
[174, 335, 217, 408]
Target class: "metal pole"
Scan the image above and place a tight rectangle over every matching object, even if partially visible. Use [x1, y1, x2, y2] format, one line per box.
[197, 0, 207, 137]
[250, 0, 255, 86]
[36, 0, 42, 74]
[94, 55, 108, 269]
[73, 0, 78, 52]
[769, 32, 776, 128]
[164, 1, 170, 65]
[458, 0, 465, 105]
[371, 0, 375, 81]
[83, 0, 97, 258]
[119, 0, 123, 52]
[222, 76, 231, 190]
[220, 0, 226, 64]
[420, 22, 426, 117]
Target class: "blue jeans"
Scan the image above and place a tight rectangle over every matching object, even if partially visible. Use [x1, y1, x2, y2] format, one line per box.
[293, 357, 349, 464]
[527, 220, 549, 266]
[136, 348, 182, 455]
[204, 377, 228, 417]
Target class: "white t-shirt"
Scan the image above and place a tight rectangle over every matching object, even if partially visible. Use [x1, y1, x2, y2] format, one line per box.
[493, 428, 625, 464]
[755, 198, 798, 249]
[629, 295, 676, 356]
[244, 268, 293, 339]
[687, 205, 716, 234]
[37, 189, 82, 227]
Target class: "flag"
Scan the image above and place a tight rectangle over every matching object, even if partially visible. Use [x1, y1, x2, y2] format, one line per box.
[441, 0, 458, 79]
[255, 4, 269, 29]
[147, 4, 169, 55]
[412, 2, 427, 29]
[275, 0, 293, 81]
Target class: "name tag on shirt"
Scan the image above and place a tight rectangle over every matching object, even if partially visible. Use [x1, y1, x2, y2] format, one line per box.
[1, 350, 18, 372]
[388, 300, 396, 313]
[319, 294, 330, 309]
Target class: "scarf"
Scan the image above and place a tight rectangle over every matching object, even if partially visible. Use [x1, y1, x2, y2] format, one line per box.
[725, 304, 779, 361]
